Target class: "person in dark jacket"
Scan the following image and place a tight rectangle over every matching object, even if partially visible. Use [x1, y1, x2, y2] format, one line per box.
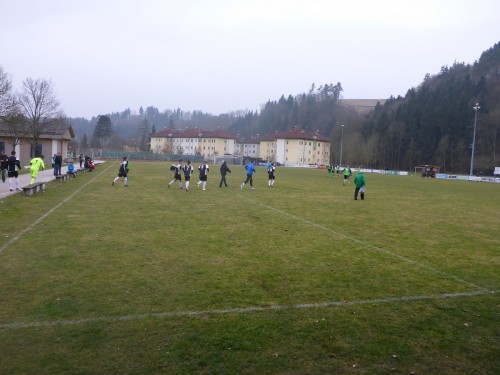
[54, 152, 63, 176]
[0, 150, 8, 183]
[219, 160, 231, 188]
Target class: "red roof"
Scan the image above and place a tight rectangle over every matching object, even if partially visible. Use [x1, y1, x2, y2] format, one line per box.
[268, 129, 330, 142]
[153, 128, 236, 139]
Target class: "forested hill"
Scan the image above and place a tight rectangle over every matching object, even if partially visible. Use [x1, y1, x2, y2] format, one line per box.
[70, 42, 499, 174]
[356, 42, 500, 174]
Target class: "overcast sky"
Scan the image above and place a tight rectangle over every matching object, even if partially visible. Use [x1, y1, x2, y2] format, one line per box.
[1, 0, 499, 119]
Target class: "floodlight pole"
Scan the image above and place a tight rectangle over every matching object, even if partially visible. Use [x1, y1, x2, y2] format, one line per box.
[469, 103, 480, 177]
[339, 124, 344, 167]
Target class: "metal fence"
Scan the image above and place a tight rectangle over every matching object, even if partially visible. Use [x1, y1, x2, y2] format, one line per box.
[100, 150, 205, 163]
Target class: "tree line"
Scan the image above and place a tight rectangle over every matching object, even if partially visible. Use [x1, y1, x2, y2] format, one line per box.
[42, 40, 499, 175]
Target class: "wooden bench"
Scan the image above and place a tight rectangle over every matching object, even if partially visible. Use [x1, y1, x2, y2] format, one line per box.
[56, 174, 69, 182]
[22, 182, 46, 196]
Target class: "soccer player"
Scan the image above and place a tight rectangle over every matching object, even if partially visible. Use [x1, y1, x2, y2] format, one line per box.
[267, 162, 276, 187]
[112, 156, 129, 187]
[29, 155, 45, 184]
[342, 165, 352, 185]
[197, 160, 209, 190]
[168, 159, 183, 189]
[7, 151, 21, 191]
[183, 160, 194, 191]
[240, 160, 256, 190]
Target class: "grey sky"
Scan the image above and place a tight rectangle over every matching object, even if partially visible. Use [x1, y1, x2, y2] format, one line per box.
[1, 0, 499, 119]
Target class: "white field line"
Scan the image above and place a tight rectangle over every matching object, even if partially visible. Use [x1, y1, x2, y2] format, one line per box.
[240, 197, 486, 290]
[0, 163, 115, 255]
[0, 290, 495, 330]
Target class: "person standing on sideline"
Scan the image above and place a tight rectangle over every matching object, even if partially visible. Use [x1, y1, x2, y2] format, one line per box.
[354, 171, 366, 200]
[240, 160, 256, 190]
[54, 152, 63, 176]
[267, 162, 276, 187]
[197, 160, 209, 190]
[7, 151, 21, 191]
[168, 159, 183, 189]
[0, 150, 8, 183]
[183, 160, 194, 191]
[112, 156, 129, 187]
[219, 160, 231, 188]
[79, 153, 84, 168]
[29, 155, 45, 184]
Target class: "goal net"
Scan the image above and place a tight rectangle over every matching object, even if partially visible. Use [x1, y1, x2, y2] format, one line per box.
[213, 155, 243, 165]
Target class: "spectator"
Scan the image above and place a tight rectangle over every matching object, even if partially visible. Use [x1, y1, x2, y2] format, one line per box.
[0, 150, 7, 183]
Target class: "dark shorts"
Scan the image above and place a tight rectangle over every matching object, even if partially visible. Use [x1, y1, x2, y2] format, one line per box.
[174, 173, 182, 181]
[8, 171, 18, 178]
[199, 175, 207, 182]
[118, 172, 128, 178]
[184, 175, 191, 181]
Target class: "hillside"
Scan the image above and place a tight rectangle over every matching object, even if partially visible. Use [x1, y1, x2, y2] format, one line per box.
[339, 99, 386, 115]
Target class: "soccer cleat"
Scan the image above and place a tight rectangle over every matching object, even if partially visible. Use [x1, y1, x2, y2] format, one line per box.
[240, 184, 244, 189]
[251, 187, 255, 190]
[112, 181, 115, 186]
[10, 189, 13, 191]
[167, 184, 170, 188]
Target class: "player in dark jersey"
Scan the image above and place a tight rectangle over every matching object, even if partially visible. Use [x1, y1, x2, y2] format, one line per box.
[183, 160, 194, 191]
[112, 156, 129, 187]
[168, 159, 183, 189]
[7, 151, 21, 191]
[197, 160, 209, 191]
[267, 163, 276, 187]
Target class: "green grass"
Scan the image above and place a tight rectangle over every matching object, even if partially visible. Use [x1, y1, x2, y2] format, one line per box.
[0, 161, 498, 374]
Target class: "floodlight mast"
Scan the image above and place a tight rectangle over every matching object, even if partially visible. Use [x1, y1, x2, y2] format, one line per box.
[469, 103, 480, 177]
[339, 124, 344, 167]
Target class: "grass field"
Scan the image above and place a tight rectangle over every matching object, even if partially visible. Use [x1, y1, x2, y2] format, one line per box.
[0, 160, 498, 374]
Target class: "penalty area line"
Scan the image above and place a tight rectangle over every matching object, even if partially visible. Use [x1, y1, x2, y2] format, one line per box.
[239, 196, 485, 291]
[0, 290, 495, 330]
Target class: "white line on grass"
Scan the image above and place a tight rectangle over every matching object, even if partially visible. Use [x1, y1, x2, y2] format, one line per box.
[0, 163, 115, 255]
[0, 290, 495, 330]
[239, 197, 486, 290]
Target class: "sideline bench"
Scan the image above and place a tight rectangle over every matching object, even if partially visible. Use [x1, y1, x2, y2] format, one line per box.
[56, 174, 69, 182]
[22, 182, 46, 196]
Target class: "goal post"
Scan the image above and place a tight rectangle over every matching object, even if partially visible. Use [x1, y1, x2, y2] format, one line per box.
[213, 155, 243, 165]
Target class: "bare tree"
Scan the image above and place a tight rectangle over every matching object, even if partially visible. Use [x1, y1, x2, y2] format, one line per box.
[1, 113, 28, 152]
[15, 77, 64, 156]
[0, 67, 24, 152]
[0, 67, 14, 117]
